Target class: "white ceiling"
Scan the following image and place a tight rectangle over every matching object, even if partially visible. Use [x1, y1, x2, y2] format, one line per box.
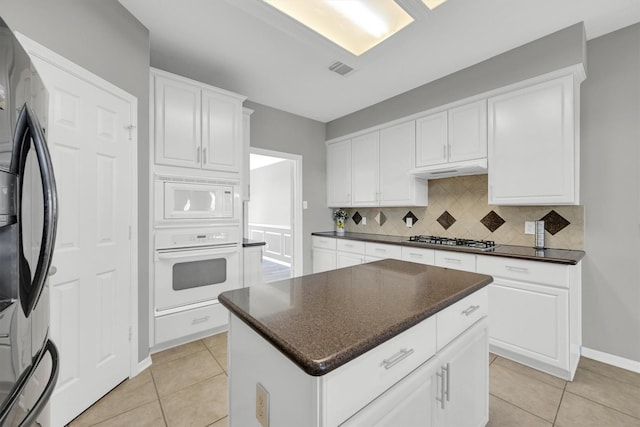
[119, 0, 640, 123]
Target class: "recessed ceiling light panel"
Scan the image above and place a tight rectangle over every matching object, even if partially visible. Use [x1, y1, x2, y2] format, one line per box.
[263, 0, 414, 56]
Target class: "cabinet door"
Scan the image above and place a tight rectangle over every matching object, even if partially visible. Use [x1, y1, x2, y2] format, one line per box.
[154, 75, 201, 168]
[337, 252, 364, 269]
[415, 111, 447, 167]
[327, 140, 352, 207]
[340, 357, 439, 427]
[351, 132, 379, 206]
[379, 122, 420, 206]
[243, 246, 263, 287]
[437, 320, 488, 427]
[448, 100, 487, 162]
[313, 247, 336, 273]
[488, 280, 568, 369]
[202, 89, 241, 172]
[242, 109, 252, 200]
[488, 75, 576, 205]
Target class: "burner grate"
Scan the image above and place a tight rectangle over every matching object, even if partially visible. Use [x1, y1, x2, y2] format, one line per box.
[408, 235, 496, 250]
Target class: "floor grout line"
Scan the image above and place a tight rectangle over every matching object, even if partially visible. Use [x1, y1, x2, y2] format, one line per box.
[149, 367, 170, 427]
[551, 381, 567, 426]
[561, 389, 640, 421]
[489, 393, 553, 425]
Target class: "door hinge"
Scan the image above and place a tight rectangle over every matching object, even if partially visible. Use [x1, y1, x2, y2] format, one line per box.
[124, 124, 136, 140]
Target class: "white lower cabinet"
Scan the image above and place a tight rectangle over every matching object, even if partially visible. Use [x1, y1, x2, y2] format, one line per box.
[402, 246, 436, 265]
[243, 245, 263, 287]
[337, 252, 364, 268]
[228, 291, 488, 427]
[434, 250, 476, 272]
[476, 256, 581, 380]
[313, 236, 337, 273]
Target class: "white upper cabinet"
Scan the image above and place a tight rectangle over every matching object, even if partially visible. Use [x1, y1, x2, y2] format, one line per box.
[488, 74, 580, 205]
[380, 121, 427, 206]
[152, 69, 245, 173]
[415, 100, 487, 169]
[351, 132, 380, 206]
[154, 75, 201, 168]
[327, 122, 427, 208]
[327, 139, 352, 207]
[415, 111, 447, 167]
[201, 89, 242, 172]
[448, 100, 487, 163]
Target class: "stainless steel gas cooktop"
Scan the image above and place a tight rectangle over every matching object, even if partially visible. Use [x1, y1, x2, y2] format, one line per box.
[408, 235, 497, 251]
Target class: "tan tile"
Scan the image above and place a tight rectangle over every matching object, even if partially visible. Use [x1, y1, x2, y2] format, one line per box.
[151, 340, 207, 366]
[487, 395, 551, 427]
[493, 356, 566, 389]
[489, 362, 563, 422]
[69, 370, 158, 426]
[578, 357, 640, 388]
[208, 416, 228, 427]
[489, 353, 498, 364]
[566, 367, 640, 418]
[92, 400, 165, 427]
[151, 350, 224, 396]
[203, 332, 227, 358]
[161, 374, 228, 427]
[555, 392, 640, 427]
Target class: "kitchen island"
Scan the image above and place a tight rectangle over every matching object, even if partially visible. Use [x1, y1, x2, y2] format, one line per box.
[219, 259, 493, 427]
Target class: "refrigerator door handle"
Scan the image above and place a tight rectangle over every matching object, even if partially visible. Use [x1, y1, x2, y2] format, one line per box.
[19, 340, 60, 427]
[15, 105, 58, 318]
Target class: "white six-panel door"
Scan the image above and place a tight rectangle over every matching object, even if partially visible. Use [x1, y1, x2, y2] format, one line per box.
[24, 44, 135, 426]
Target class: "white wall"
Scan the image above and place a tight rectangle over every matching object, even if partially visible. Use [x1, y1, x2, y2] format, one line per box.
[249, 160, 292, 227]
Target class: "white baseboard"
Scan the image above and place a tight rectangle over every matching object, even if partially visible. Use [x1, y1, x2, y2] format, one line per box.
[134, 356, 153, 376]
[582, 347, 640, 374]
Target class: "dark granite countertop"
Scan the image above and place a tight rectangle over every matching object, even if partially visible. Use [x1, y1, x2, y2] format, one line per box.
[312, 231, 585, 265]
[242, 238, 266, 247]
[219, 259, 492, 376]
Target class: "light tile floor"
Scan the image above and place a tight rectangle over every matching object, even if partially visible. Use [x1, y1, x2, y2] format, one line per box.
[69, 333, 640, 426]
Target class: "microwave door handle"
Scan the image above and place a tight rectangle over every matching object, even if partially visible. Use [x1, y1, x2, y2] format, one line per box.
[22, 105, 58, 318]
[18, 340, 60, 427]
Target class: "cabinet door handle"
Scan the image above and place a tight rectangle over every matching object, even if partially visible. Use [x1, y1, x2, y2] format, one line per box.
[192, 316, 210, 325]
[506, 266, 529, 273]
[461, 305, 480, 316]
[436, 367, 446, 409]
[444, 363, 450, 402]
[380, 348, 414, 370]
[203, 147, 207, 164]
[196, 147, 201, 163]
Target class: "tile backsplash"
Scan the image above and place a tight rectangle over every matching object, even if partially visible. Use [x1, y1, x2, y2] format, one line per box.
[341, 175, 584, 250]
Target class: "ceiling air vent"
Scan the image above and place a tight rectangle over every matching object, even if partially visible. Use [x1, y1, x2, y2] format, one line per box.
[328, 61, 355, 77]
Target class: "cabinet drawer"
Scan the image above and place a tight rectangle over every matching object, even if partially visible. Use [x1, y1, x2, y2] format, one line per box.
[337, 239, 365, 254]
[402, 247, 435, 265]
[436, 287, 488, 350]
[365, 242, 402, 259]
[155, 303, 228, 344]
[323, 316, 437, 427]
[313, 236, 337, 250]
[435, 251, 476, 272]
[477, 256, 567, 288]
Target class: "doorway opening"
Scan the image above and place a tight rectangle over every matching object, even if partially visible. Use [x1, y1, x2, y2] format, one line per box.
[247, 148, 303, 282]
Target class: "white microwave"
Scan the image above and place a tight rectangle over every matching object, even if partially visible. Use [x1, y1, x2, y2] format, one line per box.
[155, 176, 238, 222]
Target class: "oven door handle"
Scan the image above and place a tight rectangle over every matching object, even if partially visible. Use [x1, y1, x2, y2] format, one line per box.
[155, 245, 239, 260]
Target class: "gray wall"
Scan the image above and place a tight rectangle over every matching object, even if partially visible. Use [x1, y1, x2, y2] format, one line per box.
[249, 161, 292, 226]
[0, 0, 152, 362]
[326, 23, 585, 140]
[581, 23, 640, 362]
[244, 101, 331, 275]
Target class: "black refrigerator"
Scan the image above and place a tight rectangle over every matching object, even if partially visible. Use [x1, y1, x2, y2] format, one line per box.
[0, 17, 59, 427]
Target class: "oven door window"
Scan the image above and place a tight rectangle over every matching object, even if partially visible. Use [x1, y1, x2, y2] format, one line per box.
[172, 258, 227, 291]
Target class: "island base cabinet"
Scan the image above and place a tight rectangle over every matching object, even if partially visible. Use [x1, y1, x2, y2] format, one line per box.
[228, 312, 488, 427]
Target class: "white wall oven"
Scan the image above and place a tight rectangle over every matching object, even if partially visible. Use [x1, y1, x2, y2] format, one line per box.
[154, 174, 240, 225]
[154, 227, 241, 315]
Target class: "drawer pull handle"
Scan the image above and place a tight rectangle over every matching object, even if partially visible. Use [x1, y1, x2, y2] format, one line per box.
[410, 253, 421, 258]
[375, 248, 385, 252]
[444, 363, 450, 402]
[192, 316, 210, 325]
[461, 305, 480, 316]
[436, 367, 446, 409]
[444, 257, 461, 263]
[506, 266, 529, 273]
[381, 348, 414, 370]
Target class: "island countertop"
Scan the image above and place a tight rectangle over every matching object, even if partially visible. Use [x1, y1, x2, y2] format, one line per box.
[219, 259, 493, 376]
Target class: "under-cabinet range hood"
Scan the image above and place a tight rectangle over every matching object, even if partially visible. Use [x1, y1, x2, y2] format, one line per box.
[409, 158, 487, 180]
